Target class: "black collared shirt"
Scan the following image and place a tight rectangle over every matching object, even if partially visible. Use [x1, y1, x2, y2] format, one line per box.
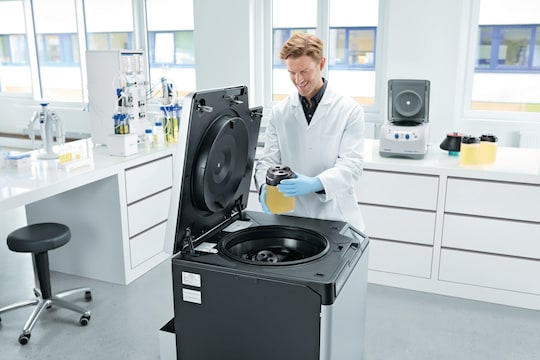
[299, 78, 327, 125]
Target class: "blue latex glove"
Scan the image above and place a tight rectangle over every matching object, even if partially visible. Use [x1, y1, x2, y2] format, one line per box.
[258, 184, 272, 214]
[277, 173, 323, 197]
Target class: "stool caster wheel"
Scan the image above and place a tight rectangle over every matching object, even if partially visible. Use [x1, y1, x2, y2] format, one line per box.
[19, 333, 30, 345]
[84, 291, 92, 301]
[80, 315, 91, 326]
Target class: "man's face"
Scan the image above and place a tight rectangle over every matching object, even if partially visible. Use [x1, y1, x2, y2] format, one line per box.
[285, 55, 325, 99]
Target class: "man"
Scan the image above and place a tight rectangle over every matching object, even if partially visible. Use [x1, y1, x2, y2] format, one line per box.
[254, 33, 365, 231]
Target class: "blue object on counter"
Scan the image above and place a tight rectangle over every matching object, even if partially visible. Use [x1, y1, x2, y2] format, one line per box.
[5, 152, 31, 160]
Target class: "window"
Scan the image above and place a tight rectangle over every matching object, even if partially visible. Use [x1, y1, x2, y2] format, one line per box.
[0, 0, 32, 95]
[328, 27, 376, 69]
[329, 0, 379, 106]
[148, 31, 195, 66]
[272, 0, 317, 101]
[33, 0, 82, 101]
[146, 0, 195, 99]
[476, 25, 540, 72]
[36, 34, 79, 65]
[271, 0, 379, 105]
[470, 0, 540, 113]
[85, 0, 133, 51]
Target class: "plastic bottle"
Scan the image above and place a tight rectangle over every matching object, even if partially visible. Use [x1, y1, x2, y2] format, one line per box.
[144, 129, 153, 151]
[460, 135, 480, 165]
[265, 165, 296, 214]
[479, 134, 498, 164]
[153, 122, 165, 148]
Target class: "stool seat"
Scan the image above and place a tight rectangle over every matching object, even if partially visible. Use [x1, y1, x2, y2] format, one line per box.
[0, 222, 91, 345]
[7, 223, 70, 253]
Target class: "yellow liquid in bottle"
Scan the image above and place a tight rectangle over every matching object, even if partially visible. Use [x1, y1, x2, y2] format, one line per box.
[479, 141, 497, 164]
[266, 185, 295, 214]
[460, 143, 479, 165]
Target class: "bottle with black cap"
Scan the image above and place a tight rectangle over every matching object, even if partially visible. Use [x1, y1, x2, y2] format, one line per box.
[265, 165, 296, 214]
[479, 134, 498, 164]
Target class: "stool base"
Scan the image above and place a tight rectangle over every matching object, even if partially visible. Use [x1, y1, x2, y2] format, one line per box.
[0, 287, 91, 345]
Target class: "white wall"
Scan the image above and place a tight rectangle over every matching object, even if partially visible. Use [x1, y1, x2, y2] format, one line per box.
[192, 0, 252, 92]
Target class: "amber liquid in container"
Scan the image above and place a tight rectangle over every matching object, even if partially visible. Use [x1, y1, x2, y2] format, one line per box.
[266, 165, 296, 214]
[479, 134, 498, 164]
[460, 135, 480, 165]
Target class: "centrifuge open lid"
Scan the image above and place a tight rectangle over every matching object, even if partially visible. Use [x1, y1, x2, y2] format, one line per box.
[164, 86, 333, 266]
[164, 85, 263, 255]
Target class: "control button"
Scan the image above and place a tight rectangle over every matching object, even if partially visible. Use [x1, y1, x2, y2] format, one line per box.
[394, 133, 399, 139]
[405, 133, 410, 140]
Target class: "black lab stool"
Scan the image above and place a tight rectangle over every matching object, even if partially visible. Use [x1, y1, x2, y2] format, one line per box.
[0, 223, 92, 345]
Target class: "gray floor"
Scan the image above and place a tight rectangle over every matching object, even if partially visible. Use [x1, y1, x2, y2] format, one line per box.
[1, 256, 539, 360]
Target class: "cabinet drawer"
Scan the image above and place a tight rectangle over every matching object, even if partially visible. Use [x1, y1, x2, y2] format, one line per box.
[130, 222, 167, 268]
[442, 214, 540, 259]
[125, 156, 173, 203]
[360, 204, 435, 245]
[439, 249, 540, 295]
[356, 170, 439, 210]
[368, 239, 432, 278]
[445, 178, 540, 222]
[128, 189, 171, 237]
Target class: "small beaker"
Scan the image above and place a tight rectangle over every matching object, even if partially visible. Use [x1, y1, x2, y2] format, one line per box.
[265, 165, 296, 214]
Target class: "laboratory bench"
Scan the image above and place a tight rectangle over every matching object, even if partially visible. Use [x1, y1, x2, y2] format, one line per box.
[1, 139, 176, 285]
[357, 139, 540, 311]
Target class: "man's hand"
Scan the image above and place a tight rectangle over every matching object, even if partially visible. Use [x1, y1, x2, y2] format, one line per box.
[277, 173, 323, 197]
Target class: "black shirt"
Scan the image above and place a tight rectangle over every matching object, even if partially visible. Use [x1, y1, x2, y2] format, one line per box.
[299, 78, 327, 125]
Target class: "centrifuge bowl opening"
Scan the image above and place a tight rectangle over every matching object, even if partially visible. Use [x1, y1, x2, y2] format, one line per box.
[218, 225, 330, 265]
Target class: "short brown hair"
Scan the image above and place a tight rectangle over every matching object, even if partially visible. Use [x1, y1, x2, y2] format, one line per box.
[279, 33, 324, 62]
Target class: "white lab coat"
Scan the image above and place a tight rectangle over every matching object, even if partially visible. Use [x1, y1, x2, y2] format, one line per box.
[254, 84, 366, 231]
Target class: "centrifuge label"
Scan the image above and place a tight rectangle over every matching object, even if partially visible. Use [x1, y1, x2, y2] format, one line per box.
[182, 289, 202, 304]
[182, 271, 201, 287]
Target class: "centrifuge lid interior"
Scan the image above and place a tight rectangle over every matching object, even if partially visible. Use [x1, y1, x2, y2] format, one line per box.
[169, 86, 262, 254]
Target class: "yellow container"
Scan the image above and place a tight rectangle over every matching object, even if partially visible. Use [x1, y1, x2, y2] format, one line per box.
[265, 165, 296, 214]
[460, 136, 480, 165]
[266, 185, 295, 214]
[479, 134, 498, 164]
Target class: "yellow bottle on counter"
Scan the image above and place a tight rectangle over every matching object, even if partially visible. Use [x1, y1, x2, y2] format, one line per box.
[479, 134, 498, 164]
[265, 165, 296, 214]
[460, 135, 480, 165]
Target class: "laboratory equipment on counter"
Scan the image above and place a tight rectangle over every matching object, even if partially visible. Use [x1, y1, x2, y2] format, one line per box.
[440, 132, 463, 156]
[86, 50, 148, 145]
[379, 79, 431, 159]
[479, 134, 498, 164]
[160, 105, 181, 144]
[28, 103, 65, 160]
[153, 121, 165, 148]
[162, 85, 370, 360]
[460, 135, 480, 165]
[265, 165, 296, 214]
[144, 129, 153, 151]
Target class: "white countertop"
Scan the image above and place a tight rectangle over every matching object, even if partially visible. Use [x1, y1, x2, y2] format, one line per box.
[0, 139, 176, 212]
[363, 139, 540, 184]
